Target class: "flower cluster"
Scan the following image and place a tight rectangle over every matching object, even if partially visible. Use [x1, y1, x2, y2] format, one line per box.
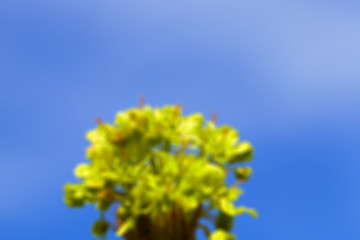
[64, 104, 257, 240]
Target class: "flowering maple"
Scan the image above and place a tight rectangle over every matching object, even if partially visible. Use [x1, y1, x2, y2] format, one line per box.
[64, 104, 257, 240]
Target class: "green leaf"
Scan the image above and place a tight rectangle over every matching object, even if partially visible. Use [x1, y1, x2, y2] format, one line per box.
[64, 195, 85, 207]
[116, 217, 135, 236]
[209, 229, 236, 240]
[186, 197, 199, 210]
[234, 167, 252, 181]
[228, 142, 253, 163]
[74, 163, 91, 179]
[236, 207, 259, 218]
[63, 183, 86, 207]
[219, 198, 237, 216]
[226, 188, 243, 202]
[84, 178, 105, 190]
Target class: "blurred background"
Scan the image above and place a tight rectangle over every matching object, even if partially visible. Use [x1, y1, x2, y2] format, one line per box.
[1, 0, 359, 239]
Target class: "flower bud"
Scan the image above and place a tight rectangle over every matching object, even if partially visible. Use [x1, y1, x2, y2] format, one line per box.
[234, 167, 252, 181]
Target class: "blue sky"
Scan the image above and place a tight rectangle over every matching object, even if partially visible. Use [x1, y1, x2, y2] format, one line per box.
[1, 0, 359, 239]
